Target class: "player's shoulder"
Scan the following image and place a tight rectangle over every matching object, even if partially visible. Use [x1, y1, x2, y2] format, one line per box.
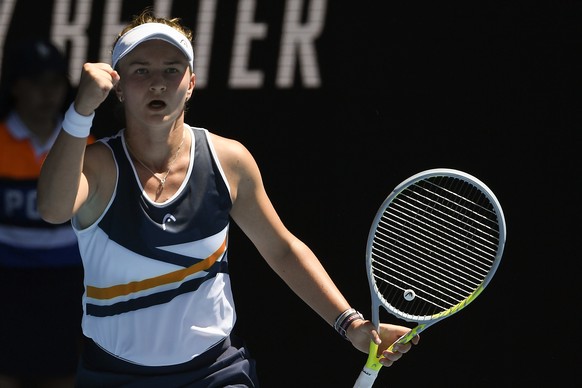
[203, 130, 260, 180]
[85, 137, 114, 158]
[83, 136, 117, 176]
[207, 131, 252, 159]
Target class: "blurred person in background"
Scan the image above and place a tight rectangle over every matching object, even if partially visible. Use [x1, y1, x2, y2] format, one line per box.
[0, 38, 92, 388]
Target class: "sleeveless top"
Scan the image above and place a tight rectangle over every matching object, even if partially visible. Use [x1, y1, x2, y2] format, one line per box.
[73, 125, 236, 366]
[0, 113, 84, 267]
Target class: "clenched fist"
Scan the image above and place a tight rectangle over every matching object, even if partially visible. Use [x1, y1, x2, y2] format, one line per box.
[74, 63, 120, 116]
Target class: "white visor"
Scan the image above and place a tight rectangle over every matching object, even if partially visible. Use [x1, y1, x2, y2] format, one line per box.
[112, 23, 194, 70]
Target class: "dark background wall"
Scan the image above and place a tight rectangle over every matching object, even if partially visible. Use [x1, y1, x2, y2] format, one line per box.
[2, 1, 579, 386]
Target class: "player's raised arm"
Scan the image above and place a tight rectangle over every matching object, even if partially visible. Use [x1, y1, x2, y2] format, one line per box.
[37, 63, 119, 224]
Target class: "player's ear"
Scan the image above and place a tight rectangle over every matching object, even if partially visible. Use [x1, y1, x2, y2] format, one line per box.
[114, 81, 123, 102]
[186, 73, 195, 101]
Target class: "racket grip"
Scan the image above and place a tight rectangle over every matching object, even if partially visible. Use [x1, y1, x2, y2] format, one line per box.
[353, 341, 382, 388]
[353, 366, 379, 388]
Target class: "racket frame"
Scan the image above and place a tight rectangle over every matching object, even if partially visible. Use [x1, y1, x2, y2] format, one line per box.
[355, 168, 506, 386]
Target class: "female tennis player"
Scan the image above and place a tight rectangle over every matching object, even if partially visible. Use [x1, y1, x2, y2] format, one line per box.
[37, 8, 419, 386]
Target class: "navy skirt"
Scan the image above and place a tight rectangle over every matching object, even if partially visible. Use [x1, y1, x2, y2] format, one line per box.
[76, 335, 259, 387]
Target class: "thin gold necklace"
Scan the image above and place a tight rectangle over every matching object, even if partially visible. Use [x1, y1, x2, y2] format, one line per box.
[125, 129, 186, 194]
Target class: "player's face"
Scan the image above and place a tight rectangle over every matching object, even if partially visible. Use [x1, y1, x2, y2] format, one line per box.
[115, 39, 195, 125]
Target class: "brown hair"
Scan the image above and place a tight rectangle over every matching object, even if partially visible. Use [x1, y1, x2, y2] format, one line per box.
[112, 7, 193, 52]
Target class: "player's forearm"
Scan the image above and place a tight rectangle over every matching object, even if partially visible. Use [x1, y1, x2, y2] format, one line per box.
[272, 239, 352, 327]
[37, 131, 87, 224]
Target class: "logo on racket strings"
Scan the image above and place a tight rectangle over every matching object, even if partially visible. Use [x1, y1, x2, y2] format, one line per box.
[403, 289, 416, 301]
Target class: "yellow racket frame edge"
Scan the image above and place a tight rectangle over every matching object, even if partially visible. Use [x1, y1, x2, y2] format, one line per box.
[364, 284, 487, 372]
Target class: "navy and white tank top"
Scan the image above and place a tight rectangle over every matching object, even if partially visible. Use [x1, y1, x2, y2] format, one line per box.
[73, 125, 235, 366]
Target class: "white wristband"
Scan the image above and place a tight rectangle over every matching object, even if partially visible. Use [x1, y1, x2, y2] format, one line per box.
[62, 103, 94, 138]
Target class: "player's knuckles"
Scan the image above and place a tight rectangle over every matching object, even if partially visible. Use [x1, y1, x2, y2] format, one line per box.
[380, 356, 398, 367]
[393, 343, 412, 353]
[382, 352, 403, 362]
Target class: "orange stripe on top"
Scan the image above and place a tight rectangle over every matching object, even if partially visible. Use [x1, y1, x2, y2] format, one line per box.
[86, 237, 227, 300]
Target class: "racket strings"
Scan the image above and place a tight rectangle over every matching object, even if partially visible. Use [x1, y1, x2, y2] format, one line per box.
[371, 176, 501, 320]
[388, 181, 499, 277]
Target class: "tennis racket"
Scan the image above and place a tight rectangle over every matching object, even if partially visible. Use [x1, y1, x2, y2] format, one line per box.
[353, 168, 506, 388]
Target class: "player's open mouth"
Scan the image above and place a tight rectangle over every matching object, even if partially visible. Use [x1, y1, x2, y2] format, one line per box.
[148, 100, 166, 109]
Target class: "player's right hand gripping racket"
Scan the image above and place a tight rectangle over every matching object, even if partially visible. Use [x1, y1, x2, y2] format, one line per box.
[353, 168, 506, 388]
